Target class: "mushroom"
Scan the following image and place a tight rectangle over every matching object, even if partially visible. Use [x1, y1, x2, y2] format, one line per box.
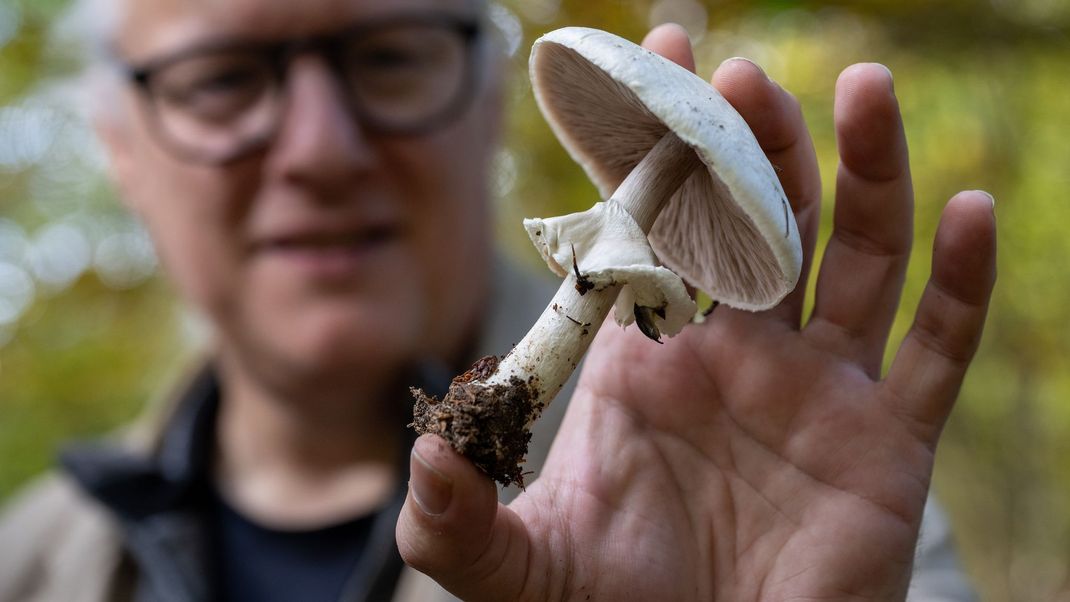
[411, 27, 803, 487]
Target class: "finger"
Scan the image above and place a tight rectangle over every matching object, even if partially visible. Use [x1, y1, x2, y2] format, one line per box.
[641, 23, 696, 72]
[397, 435, 532, 601]
[883, 191, 996, 434]
[712, 58, 821, 327]
[806, 63, 913, 375]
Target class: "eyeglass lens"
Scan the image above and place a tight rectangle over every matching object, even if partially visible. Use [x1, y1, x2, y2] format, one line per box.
[344, 23, 468, 129]
[140, 19, 475, 163]
[151, 51, 280, 160]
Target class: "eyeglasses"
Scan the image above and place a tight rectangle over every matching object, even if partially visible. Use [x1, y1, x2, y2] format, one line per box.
[123, 13, 482, 165]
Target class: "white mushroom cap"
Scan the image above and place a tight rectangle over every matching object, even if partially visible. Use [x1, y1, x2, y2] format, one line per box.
[530, 27, 803, 310]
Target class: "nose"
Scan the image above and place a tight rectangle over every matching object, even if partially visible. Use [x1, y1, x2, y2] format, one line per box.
[266, 55, 377, 194]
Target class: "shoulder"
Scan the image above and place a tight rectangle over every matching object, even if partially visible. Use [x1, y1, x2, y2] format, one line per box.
[0, 472, 105, 559]
[0, 473, 125, 602]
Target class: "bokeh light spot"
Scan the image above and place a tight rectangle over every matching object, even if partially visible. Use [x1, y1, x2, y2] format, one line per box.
[93, 228, 158, 290]
[489, 3, 523, 57]
[0, 219, 29, 264]
[514, 0, 560, 25]
[0, 261, 34, 326]
[648, 0, 708, 43]
[0, 3, 20, 50]
[26, 222, 92, 293]
[0, 103, 60, 172]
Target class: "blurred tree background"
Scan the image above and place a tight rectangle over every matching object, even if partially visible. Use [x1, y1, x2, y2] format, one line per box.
[1, 0, 1067, 599]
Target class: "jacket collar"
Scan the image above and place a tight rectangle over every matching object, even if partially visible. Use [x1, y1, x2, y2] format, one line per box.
[60, 366, 220, 523]
[58, 366, 221, 601]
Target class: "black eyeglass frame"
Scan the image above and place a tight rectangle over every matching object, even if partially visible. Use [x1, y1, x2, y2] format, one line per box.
[121, 12, 483, 165]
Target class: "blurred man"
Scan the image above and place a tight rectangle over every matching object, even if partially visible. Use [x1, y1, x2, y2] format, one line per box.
[0, 0, 994, 600]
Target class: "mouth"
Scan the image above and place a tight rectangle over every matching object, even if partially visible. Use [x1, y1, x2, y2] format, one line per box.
[263, 225, 399, 252]
[254, 224, 402, 278]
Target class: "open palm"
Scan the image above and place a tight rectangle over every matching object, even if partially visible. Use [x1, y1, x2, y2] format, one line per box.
[398, 25, 995, 601]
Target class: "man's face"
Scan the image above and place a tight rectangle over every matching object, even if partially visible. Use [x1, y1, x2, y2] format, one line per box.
[106, 0, 499, 390]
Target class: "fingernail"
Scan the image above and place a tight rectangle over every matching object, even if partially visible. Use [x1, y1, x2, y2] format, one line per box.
[975, 190, 995, 211]
[721, 56, 768, 80]
[875, 63, 895, 93]
[411, 447, 452, 516]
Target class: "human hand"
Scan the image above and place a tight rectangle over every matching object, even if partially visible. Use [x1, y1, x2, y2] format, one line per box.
[397, 24, 996, 601]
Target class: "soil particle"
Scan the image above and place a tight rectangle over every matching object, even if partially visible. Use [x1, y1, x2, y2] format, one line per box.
[454, 355, 500, 383]
[574, 275, 595, 295]
[411, 355, 543, 488]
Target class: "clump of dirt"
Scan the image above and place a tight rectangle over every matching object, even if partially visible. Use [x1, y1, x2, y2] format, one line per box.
[411, 356, 543, 488]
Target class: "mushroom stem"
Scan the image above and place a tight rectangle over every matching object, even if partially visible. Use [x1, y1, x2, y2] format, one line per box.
[485, 131, 701, 407]
[614, 131, 703, 232]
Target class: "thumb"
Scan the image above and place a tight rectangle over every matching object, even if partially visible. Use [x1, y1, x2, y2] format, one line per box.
[396, 435, 534, 601]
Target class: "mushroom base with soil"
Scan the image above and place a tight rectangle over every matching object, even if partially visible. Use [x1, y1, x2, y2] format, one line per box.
[411, 357, 542, 488]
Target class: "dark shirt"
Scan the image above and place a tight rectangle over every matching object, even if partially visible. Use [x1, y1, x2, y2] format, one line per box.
[209, 491, 376, 602]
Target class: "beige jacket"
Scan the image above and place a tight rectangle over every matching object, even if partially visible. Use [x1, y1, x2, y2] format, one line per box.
[0, 260, 973, 601]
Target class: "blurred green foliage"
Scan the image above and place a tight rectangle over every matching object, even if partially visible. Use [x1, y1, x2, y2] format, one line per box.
[1, 1, 1068, 599]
